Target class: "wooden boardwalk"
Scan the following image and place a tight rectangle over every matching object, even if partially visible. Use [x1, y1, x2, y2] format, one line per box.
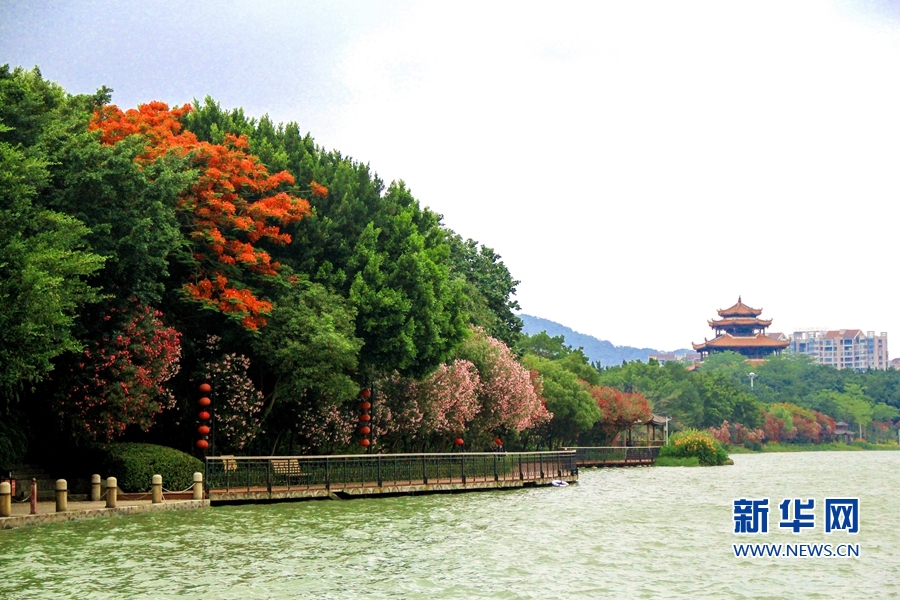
[563, 446, 660, 468]
[205, 451, 578, 503]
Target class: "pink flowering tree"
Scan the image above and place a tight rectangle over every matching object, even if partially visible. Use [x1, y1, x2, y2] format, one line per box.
[58, 302, 181, 443]
[365, 330, 549, 452]
[457, 327, 550, 448]
[420, 359, 481, 435]
[289, 400, 355, 454]
[708, 421, 731, 444]
[369, 376, 426, 452]
[371, 359, 482, 452]
[201, 336, 265, 453]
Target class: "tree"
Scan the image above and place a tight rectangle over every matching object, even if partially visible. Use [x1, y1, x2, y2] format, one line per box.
[347, 191, 466, 377]
[56, 302, 181, 443]
[200, 341, 265, 453]
[251, 282, 362, 443]
[521, 354, 596, 447]
[0, 119, 104, 397]
[446, 234, 522, 346]
[585, 386, 651, 445]
[459, 328, 550, 446]
[90, 101, 315, 330]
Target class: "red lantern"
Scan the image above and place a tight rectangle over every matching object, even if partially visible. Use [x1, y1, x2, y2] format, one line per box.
[199, 411, 211, 421]
[198, 397, 211, 407]
[359, 413, 371, 422]
[359, 388, 371, 399]
[359, 426, 371, 435]
[360, 438, 371, 447]
[360, 401, 371, 411]
[196, 439, 209, 449]
[198, 425, 211, 435]
[454, 438, 464, 446]
[199, 383, 212, 393]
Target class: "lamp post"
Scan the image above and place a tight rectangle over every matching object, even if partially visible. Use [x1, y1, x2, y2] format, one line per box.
[748, 372, 756, 389]
[663, 415, 671, 445]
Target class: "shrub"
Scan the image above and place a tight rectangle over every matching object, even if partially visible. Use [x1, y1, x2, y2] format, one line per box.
[744, 440, 763, 452]
[658, 429, 730, 466]
[101, 443, 203, 492]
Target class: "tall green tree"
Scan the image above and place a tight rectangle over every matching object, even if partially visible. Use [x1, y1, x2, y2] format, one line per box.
[0, 138, 104, 397]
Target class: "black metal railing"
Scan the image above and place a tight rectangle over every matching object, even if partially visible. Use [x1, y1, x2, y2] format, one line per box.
[562, 446, 660, 466]
[205, 451, 577, 494]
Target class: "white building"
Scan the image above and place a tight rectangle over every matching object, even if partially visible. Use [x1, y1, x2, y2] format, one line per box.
[790, 329, 889, 371]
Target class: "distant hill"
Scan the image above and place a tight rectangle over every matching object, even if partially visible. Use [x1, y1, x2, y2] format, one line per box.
[519, 314, 691, 367]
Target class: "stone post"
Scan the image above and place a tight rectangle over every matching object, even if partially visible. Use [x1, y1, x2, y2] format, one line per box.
[91, 474, 101, 501]
[192, 472, 203, 500]
[106, 476, 117, 509]
[151, 474, 163, 504]
[0, 481, 11, 517]
[56, 479, 68, 512]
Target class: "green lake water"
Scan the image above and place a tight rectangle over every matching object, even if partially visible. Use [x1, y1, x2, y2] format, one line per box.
[1, 451, 898, 599]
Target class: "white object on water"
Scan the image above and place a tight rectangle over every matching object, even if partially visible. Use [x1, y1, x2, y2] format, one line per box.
[550, 480, 568, 487]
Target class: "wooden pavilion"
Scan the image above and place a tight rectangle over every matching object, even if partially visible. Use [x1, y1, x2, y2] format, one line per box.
[619, 414, 668, 447]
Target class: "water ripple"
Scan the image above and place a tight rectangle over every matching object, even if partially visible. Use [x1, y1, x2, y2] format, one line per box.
[1, 452, 897, 598]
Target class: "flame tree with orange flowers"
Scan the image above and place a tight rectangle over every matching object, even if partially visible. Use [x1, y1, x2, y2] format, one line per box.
[90, 101, 323, 330]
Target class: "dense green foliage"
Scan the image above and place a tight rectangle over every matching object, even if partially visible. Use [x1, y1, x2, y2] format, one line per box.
[101, 443, 203, 492]
[0, 66, 536, 467]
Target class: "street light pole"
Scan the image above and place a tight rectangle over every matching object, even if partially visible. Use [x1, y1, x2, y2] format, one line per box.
[748, 372, 756, 389]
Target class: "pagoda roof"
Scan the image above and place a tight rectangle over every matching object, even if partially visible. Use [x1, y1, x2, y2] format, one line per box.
[717, 296, 763, 317]
[709, 317, 772, 328]
[692, 332, 790, 352]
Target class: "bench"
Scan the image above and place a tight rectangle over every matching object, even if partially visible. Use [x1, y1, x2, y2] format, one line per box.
[271, 459, 304, 477]
[220, 455, 238, 472]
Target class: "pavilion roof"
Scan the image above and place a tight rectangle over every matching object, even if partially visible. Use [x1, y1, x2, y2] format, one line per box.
[709, 317, 772, 328]
[717, 296, 763, 317]
[645, 414, 668, 426]
[692, 332, 790, 351]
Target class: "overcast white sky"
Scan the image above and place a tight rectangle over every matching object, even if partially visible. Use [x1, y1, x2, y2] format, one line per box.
[3, 0, 900, 350]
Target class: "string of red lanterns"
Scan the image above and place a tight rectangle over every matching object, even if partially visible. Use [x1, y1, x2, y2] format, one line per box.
[196, 382, 212, 450]
[358, 388, 372, 448]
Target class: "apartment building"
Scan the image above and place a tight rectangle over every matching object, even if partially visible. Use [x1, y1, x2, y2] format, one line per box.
[790, 329, 889, 371]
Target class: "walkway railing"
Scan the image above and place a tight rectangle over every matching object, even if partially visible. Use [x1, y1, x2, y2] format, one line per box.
[205, 451, 577, 495]
[562, 446, 660, 466]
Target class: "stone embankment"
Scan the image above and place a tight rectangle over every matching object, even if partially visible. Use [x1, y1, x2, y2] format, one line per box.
[0, 473, 209, 530]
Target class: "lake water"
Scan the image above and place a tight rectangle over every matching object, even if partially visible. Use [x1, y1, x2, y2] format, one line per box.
[1, 451, 898, 599]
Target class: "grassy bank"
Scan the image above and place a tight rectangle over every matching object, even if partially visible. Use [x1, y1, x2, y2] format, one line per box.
[728, 441, 900, 453]
[654, 456, 701, 467]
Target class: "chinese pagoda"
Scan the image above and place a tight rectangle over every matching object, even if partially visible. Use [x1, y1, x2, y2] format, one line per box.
[692, 297, 789, 360]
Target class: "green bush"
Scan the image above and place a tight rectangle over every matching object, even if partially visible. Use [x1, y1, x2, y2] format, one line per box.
[101, 443, 203, 492]
[658, 429, 730, 466]
[744, 440, 763, 452]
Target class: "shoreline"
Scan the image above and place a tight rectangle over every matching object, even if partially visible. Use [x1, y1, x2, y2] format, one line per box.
[728, 442, 900, 454]
[0, 499, 209, 530]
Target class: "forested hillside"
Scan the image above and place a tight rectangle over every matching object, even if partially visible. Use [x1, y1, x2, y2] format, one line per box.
[520, 314, 691, 366]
